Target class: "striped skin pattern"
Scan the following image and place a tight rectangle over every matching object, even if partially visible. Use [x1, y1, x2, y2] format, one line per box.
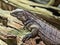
[11, 9, 60, 45]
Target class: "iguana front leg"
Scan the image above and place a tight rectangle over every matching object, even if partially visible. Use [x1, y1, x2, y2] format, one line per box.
[22, 28, 38, 42]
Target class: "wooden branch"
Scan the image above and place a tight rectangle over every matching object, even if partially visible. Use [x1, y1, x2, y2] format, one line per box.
[0, 32, 17, 45]
[2, 0, 60, 29]
[22, 36, 45, 45]
[0, 9, 23, 30]
[0, 0, 16, 11]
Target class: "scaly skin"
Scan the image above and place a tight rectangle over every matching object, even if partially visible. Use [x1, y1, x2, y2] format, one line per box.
[10, 9, 60, 45]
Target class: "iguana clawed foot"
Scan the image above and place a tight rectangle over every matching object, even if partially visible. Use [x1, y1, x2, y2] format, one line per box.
[22, 34, 32, 43]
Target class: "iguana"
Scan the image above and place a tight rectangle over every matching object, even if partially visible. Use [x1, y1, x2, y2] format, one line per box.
[10, 9, 60, 45]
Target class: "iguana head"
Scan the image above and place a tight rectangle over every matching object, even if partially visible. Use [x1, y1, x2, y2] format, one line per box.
[10, 9, 28, 22]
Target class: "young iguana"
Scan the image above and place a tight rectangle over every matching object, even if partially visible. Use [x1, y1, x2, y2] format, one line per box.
[10, 9, 60, 45]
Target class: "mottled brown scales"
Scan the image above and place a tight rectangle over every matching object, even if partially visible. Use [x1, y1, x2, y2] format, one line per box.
[11, 9, 60, 45]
